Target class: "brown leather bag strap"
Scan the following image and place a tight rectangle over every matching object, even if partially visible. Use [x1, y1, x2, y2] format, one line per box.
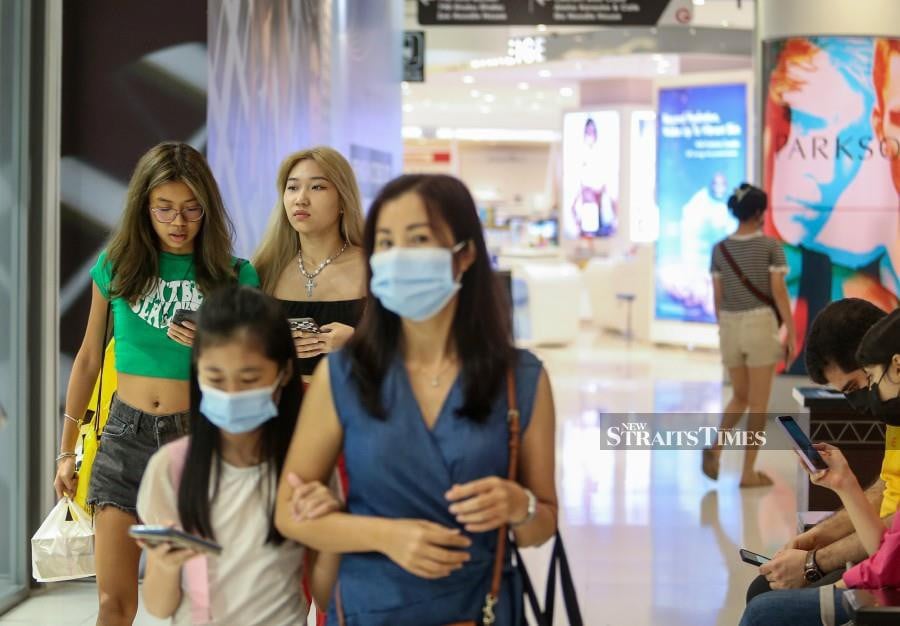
[481, 368, 520, 625]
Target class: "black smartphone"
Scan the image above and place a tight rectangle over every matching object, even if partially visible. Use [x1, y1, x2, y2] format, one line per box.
[129, 525, 222, 556]
[776, 415, 829, 473]
[288, 317, 328, 334]
[170, 309, 197, 328]
[739, 548, 771, 566]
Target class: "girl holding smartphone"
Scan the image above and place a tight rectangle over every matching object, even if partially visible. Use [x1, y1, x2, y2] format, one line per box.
[53, 142, 260, 625]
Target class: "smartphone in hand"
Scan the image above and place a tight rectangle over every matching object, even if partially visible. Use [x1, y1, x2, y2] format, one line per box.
[129, 525, 222, 555]
[776, 416, 829, 473]
[170, 309, 197, 328]
[739, 548, 771, 566]
[288, 317, 329, 334]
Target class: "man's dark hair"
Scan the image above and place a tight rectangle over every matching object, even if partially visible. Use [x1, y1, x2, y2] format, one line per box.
[806, 298, 887, 384]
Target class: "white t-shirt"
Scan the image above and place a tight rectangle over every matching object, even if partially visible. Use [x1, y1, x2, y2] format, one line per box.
[136, 441, 307, 626]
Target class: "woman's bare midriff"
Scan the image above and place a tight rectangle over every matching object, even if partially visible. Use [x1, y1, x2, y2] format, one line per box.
[117, 373, 191, 415]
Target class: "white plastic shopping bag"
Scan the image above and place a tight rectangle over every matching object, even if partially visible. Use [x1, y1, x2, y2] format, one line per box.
[31, 498, 95, 582]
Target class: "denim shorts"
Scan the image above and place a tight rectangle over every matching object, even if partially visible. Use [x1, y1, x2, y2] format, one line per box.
[87, 395, 189, 516]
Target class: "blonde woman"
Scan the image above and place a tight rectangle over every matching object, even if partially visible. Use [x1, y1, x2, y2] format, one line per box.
[253, 147, 367, 384]
[53, 142, 260, 625]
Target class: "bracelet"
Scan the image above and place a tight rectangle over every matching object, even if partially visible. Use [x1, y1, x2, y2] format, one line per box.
[64, 413, 80, 425]
[55, 452, 76, 463]
[511, 487, 538, 528]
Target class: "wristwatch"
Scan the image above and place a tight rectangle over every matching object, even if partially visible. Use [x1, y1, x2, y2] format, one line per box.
[512, 488, 537, 528]
[804, 549, 824, 583]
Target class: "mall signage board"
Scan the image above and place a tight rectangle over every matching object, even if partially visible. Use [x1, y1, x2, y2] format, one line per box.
[762, 36, 900, 374]
[654, 82, 747, 325]
[418, 0, 690, 27]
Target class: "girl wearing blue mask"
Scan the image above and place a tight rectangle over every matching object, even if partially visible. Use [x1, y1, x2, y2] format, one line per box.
[136, 286, 340, 625]
[274, 174, 559, 625]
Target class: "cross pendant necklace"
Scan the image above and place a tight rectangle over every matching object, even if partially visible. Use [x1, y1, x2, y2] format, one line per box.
[297, 241, 349, 298]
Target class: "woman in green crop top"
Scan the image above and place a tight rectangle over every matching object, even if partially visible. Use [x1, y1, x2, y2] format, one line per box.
[53, 142, 260, 626]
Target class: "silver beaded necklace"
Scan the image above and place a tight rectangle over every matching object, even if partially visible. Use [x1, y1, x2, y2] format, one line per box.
[297, 241, 349, 297]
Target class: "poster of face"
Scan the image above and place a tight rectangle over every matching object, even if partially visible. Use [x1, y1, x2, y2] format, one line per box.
[562, 111, 620, 239]
[655, 83, 746, 323]
[763, 37, 900, 373]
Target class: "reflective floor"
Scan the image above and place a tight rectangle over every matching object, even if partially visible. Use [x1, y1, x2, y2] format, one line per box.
[1, 331, 802, 625]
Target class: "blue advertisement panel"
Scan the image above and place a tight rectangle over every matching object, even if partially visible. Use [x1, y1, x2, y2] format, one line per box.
[655, 83, 746, 323]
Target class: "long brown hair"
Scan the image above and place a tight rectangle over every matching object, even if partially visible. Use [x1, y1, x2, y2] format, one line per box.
[106, 142, 236, 303]
[253, 147, 364, 294]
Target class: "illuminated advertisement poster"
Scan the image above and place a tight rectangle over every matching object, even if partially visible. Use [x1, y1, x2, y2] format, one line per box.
[655, 83, 745, 323]
[630, 110, 659, 242]
[562, 111, 620, 239]
[763, 37, 900, 373]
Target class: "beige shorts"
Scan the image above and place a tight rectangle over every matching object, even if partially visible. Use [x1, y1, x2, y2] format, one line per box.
[718, 308, 783, 369]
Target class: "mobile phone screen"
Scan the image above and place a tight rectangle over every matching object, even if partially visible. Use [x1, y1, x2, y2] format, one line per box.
[777, 416, 828, 471]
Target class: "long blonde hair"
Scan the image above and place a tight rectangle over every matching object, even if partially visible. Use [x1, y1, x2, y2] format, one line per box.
[106, 142, 236, 303]
[253, 147, 364, 294]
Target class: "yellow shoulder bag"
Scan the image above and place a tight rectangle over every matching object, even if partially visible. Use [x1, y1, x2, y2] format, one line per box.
[72, 339, 117, 513]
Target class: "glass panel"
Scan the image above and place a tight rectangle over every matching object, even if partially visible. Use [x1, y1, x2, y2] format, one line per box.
[0, 0, 28, 611]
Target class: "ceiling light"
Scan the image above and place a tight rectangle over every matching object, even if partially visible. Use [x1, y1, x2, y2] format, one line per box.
[693, 0, 705, 5]
[436, 127, 455, 139]
[470, 89, 481, 98]
[559, 87, 574, 97]
[537, 24, 547, 32]
[518, 82, 530, 90]
[722, 20, 730, 27]
[462, 75, 475, 84]
[538, 69, 552, 78]
[483, 94, 496, 103]
[401, 126, 423, 139]
[403, 104, 414, 113]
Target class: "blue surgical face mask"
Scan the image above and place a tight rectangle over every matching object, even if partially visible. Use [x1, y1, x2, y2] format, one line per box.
[199, 377, 282, 434]
[369, 241, 467, 322]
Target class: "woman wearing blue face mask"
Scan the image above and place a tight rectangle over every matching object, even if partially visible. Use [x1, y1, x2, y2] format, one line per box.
[135, 286, 341, 625]
[273, 174, 559, 625]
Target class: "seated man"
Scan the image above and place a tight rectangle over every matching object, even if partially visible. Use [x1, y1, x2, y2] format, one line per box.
[747, 298, 896, 601]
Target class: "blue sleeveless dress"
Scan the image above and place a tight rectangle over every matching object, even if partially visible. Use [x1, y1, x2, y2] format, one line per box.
[326, 348, 543, 626]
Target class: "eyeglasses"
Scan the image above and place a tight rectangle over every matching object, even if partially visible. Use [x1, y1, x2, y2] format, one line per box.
[150, 206, 205, 223]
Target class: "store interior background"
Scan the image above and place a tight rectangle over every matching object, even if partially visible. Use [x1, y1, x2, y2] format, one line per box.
[5, 0, 900, 624]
